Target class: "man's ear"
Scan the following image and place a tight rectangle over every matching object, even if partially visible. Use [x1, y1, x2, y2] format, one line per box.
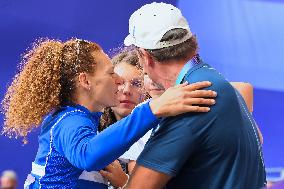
[140, 48, 155, 68]
[78, 72, 91, 90]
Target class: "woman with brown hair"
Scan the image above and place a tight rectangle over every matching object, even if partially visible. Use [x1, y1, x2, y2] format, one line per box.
[78, 47, 151, 189]
[1, 39, 216, 188]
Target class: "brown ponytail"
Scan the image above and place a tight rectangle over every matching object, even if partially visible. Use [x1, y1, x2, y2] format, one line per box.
[1, 39, 63, 139]
[1, 38, 102, 140]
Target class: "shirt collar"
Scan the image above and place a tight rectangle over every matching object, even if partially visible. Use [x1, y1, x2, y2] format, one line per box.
[73, 104, 103, 120]
[175, 55, 201, 85]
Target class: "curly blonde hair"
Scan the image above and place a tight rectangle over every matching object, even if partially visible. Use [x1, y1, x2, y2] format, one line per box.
[1, 38, 101, 140]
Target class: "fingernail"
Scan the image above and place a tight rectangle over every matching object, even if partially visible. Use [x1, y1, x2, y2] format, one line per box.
[206, 107, 211, 111]
[211, 99, 215, 104]
[213, 91, 217, 96]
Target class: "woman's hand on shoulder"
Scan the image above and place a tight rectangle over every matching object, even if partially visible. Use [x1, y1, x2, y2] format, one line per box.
[150, 81, 217, 117]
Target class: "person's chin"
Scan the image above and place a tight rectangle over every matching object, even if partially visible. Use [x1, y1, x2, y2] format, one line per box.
[118, 106, 132, 114]
[108, 100, 119, 108]
[122, 110, 132, 117]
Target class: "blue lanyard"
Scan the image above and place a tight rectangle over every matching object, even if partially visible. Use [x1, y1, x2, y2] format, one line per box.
[175, 56, 200, 85]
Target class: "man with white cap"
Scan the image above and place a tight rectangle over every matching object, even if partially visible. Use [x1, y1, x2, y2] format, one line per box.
[123, 2, 266, 189]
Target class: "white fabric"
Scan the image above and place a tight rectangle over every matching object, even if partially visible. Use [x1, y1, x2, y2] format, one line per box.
[79, 171, 108, 185]
[24, 174, 35, 189]
[124, 2, 192, 49]
[31, 162, 45, 177]
[120, 130, 152, 161]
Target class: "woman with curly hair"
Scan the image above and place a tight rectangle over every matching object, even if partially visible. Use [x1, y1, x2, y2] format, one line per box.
[1, 39, 216, 189]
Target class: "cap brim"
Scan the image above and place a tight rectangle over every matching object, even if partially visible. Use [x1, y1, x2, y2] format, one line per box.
[124, 34, 135, 46]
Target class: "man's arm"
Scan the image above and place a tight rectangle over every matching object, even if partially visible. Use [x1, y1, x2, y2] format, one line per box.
[125, 165, 171, 189]
[127, 160, 136, 174]
[123, 112, 207, 189]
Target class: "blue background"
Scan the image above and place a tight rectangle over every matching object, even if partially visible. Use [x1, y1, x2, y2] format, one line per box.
[0, 0, 283, 187]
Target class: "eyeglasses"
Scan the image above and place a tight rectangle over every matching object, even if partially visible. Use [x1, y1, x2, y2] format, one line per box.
[118, 78, 144, 91]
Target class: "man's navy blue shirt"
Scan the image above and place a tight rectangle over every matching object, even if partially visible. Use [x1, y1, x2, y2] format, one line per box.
[137, 62, 266, 189]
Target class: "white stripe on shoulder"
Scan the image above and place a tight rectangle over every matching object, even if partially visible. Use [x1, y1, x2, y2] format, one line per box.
[31, 162, 45, 177]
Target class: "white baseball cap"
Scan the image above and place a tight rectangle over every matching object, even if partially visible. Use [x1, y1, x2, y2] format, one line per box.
[124, 2, 192, 50]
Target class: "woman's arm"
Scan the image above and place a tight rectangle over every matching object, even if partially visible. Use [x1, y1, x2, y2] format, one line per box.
[230, 82, 263, 144]
[57, 82, 217, 171]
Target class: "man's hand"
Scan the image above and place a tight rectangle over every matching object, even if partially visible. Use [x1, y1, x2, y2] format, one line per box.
[150, 81, 217, 117]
